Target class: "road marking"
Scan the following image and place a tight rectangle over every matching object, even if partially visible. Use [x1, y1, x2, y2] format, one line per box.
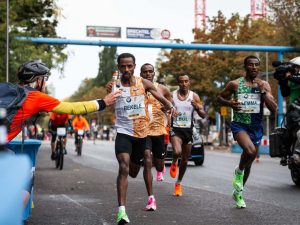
[61, 194, 110, 225]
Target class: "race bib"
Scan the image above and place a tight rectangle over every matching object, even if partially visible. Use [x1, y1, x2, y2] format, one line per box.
[237, 93, 261, 113]
[117, 95, 146, 119]
[174, 112, 192, 128]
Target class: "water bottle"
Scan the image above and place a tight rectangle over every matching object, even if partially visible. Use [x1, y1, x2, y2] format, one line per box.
[0, 108, 7, 151]
[112, 70, 121, 91]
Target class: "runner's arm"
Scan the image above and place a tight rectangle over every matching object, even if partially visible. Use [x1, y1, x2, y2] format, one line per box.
[217, 80, 241, 111]
[143, 79, 173, 113]
[192, 93, 207, 118]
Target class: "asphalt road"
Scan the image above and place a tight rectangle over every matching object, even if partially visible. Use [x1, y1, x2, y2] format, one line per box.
[27, 139, 300, 225]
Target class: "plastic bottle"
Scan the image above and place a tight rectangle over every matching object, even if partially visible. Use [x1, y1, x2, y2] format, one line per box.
[112, 70, 121, 91]
[0, 108, 7, 151]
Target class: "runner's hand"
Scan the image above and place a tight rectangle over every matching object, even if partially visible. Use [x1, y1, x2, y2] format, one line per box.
[103, 90, 122, 106]
[253, 78, 268, 93]
[106, 81, 114, 94]
[230, 99, 242, 111]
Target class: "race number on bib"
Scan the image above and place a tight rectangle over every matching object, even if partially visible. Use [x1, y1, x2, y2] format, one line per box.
[174, 112, 192, 128]
[237, 93, 261, 113]
[118, 95, 146, 119]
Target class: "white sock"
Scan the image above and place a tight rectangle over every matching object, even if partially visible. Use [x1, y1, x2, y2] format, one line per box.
[149, 195, 154, 199]
[118, 206, 125, 212]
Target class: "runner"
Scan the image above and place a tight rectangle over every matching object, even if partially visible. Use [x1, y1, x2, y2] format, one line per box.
[108, 53, 174, 224]
[217, 55, 277, 208]
[140, 63, 174, 211]
[170, 74, 207, 196]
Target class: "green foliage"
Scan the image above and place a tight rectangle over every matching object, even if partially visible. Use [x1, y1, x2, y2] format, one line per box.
[0, 0, 67, 83]
[268, 0, 300, 46]
[94, 46, 117, 86]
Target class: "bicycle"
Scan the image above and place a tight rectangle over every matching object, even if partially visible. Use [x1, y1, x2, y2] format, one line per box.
[55, 127, 67, 170]
[75, 129, 84, 156]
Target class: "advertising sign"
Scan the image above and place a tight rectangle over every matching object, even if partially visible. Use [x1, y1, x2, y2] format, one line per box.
[161, 29, 171, 40]
[126, 27, 161, 39]
[86, 26, 121, 38]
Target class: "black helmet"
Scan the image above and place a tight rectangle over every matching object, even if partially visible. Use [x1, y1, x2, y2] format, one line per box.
[17, 60, 50, 84]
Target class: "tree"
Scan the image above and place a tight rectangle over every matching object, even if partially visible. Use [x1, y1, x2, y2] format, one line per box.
[0, 0, 67, 83]
[268, 0, 300, 46]
[94, 46, 117, 86]
[157, 11, 283, 117]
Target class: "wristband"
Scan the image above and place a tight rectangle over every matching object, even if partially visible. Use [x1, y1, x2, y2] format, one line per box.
[97, 99, 106, 111]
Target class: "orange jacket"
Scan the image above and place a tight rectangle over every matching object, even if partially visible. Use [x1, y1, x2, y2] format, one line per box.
[72, 116, 90, 131]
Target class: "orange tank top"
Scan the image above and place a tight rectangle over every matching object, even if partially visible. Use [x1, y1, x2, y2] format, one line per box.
[147, 83, 167, 136]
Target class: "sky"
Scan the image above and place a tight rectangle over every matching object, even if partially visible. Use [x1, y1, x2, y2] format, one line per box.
[50, 0, 250, 100]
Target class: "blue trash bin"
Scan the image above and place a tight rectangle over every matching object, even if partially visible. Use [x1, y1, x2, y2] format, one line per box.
[0, 154, 31, 225]
[7, 139, 42, 221]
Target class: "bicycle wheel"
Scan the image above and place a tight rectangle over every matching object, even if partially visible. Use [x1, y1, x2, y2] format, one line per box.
[77, 138, 82, 156]
[59, 140, 64, 170]
[55, 142, 60, 168]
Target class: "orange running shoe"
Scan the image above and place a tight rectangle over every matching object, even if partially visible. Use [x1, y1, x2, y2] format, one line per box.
[170, 163, 177, 178]
[174, 183, 182, 196]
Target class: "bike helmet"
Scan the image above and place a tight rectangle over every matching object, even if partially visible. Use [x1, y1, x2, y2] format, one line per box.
[290, 57, 300, 66]
[17, 60, 50, 84]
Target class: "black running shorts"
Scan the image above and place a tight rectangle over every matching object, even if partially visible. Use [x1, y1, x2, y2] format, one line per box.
[115, 133, 146, 165]
[145, 135, 166, 159]
[170, 127, 193, 145]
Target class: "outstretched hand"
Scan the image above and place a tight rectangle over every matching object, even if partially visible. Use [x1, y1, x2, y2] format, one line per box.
[103, 90, 122, 106]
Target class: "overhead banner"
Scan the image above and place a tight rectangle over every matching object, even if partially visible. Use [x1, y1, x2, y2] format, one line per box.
[126, 27, 161, 39]
[86, 26, 121, 38]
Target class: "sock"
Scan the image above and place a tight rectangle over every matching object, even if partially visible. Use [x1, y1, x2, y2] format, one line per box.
[118, 206, 125, 212]
[149, 195, 154, 199]
[235, 166, 244, 174]
[176, 180, 181, 184]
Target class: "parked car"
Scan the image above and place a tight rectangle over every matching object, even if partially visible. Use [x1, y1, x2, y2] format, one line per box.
[165, 127, 205, 166]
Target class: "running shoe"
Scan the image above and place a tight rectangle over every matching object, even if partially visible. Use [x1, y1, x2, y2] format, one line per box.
[232, 190, 246, 209]
[232, 168, 244, 192]
[156, 171, 164, 181]
[117, 210, 130, 225]
[173, 183, 182, 196]
[170, 163, 177, 178]
[145, 196, 157, 211]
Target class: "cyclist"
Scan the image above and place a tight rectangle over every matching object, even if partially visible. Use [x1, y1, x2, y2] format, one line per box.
[72, 115, 90, 151]
[48, 112, 72, 160]
[6, 60, 121, 207]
